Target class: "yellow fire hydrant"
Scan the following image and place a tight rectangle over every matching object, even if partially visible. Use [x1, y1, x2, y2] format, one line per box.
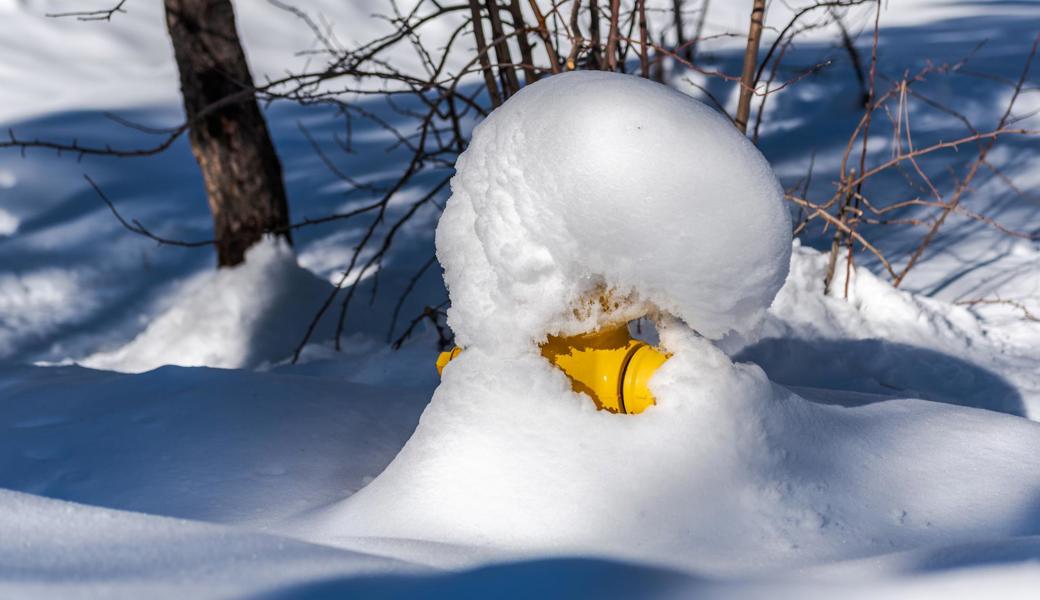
[436, 322, 669, 414]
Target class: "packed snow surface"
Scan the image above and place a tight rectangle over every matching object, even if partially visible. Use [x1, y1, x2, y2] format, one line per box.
[3, 2, 1040, 598]
[436, 72, 792, 348]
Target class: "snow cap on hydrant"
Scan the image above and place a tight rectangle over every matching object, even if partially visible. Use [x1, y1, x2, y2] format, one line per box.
[434, 71, 791, 412]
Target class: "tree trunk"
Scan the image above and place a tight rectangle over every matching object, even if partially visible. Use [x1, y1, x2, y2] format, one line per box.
[164, 0, 291, 267]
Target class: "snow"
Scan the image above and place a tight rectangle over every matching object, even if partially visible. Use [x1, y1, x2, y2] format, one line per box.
[290, 245, 1040, 578]
[0, 207, 17, 236]
[0, 362, 429, 527]
[0, 489, 419, 600]
[438, 71, 791, 348]
[3, 0, 1040, 598]
[748, 243, 1040, 418]
[3, 1, 1034, 127]
[0, 0, 418, 125]
[80, 238, 335, 372]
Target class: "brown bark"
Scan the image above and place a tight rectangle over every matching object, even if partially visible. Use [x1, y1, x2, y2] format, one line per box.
[605, 0, 621, 71]
[734, 0, 766, 134]
[507, 0, 539, 84]
[588, 0, 602, 69]
[164, 0, 291, 267]
[637, 0, 649, 78]
[485, 0, 520, 96]
[468, 0, 503, 107]
[566, 0, 584, 71]
[527, 0, 562, 73]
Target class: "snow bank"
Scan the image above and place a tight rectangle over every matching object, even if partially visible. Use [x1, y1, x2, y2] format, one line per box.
[742, 242, 1040, 418]
[436, 72, 791, 348]
[5, 487, 1039, 600]
[0, 489, 417, 600]
[298, 323, 1040, 573]
[82, 239, 334, 372]
[294, 74, 1040, 576]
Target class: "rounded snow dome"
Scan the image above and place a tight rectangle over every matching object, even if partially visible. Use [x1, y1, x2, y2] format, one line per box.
[436, 71, 791, 349]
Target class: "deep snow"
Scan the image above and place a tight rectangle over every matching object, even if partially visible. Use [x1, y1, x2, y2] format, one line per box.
[291, 244, 1040, 577]
[80, 239, 336, 372]
[2, 1, 1040, 598]
[437, 72, 791, 347]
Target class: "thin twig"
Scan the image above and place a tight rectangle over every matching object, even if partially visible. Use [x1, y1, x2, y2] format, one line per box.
[47, 0, 127, 21]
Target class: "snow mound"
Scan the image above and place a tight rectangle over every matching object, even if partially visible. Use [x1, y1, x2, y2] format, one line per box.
[741, 242, 1040, 418]
[299, 78, 1040, 572]
[297, 193, 1040, 571]
[82, 239, 334, 373]
[0, 489, 416, 600]
[436, 71, 791, 348]
[297, 322, 1040, 573]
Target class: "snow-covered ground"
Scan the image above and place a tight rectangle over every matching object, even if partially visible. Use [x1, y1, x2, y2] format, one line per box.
[2, 1, 1040, 598]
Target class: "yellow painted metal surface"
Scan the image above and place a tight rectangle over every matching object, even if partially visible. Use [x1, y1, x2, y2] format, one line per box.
[435, 346, 462, 377]
[435, 323, 668, 414]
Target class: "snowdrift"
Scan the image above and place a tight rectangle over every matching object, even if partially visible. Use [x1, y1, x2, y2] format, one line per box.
[290, 74, 1040, 577]
[81, 239, 335, 372]
[301, 322, 1040, 573]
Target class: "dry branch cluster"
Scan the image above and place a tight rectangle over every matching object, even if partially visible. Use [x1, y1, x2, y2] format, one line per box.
[3, 0, 1038, 355]
[270, 0, 1040, 346]
[790, 30, 1040, 296]
[262, 0, 892, 353]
